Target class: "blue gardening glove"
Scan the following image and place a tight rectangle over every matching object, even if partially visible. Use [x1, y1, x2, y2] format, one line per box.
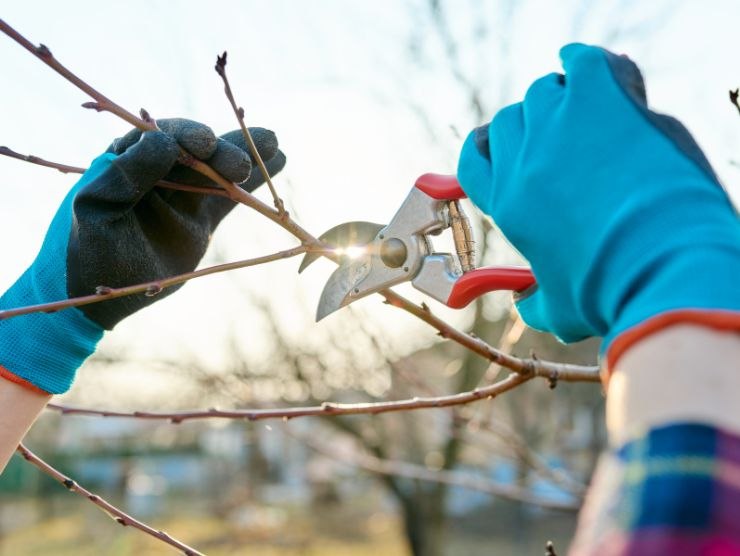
[0, 119, 286, 394]
[458, 43, 740, 365]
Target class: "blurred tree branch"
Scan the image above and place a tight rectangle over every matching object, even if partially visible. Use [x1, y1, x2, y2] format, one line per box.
[289, 425, 580, 512]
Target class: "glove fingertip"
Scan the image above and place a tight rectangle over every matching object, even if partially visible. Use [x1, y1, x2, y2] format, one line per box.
[268, 149, 287, 176]
[159, 118, 218, 160]
[560, 43, 621, 86]
[559, 42, 598, 69]
[249, 127, 279, 154]
[603, 50, 648, 105]
[210, 139, 253, 184]
[524, 72, 566, 104]
[117, 131, 180, 180]
[220, 127, 279, 160]
[560, 42, 648, 107]
[457, 130, 494, 210]
[472, 124, 491, 161]
[108, 128, 143, 155]
[241, 149, 286, 192]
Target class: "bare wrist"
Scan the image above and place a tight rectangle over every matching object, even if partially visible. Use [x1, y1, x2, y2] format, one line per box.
[606, 324, 740, 447]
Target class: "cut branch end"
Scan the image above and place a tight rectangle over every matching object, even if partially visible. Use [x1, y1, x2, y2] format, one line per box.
[730, 88, 740, 115]
[215, 51, 227, 77]
[139, 108, 155, 125]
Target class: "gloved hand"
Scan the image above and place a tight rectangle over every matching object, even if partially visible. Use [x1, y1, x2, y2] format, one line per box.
[458, 43, 740, 369]
[0, 119, 286, 394]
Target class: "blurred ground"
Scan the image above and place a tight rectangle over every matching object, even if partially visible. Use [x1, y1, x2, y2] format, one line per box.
[0, 496, 576, 555]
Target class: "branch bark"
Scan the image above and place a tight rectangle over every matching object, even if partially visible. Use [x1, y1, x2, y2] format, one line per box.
[16, 443, 205, 555]
[0, 146, 233, 198]
[48, 373, 533, 422]
[215, 51, 286, 214]
[0, 246, 308, 321]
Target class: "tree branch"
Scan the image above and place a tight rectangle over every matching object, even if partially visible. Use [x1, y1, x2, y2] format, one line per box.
[0, 246, 308, 321]
[48, 373, 534, 422]
[0, 20, 145, 129]
[0, 145, 85, 174]
[384, 297, 601, 382]
[0, 18, 264, 209]
[215, 51, 286, 214]
[16, 443, 205, 555]
[0, 145, 234, 198]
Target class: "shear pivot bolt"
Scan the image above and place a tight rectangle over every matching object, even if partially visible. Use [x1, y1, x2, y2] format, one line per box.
[380, 238, 407, 268]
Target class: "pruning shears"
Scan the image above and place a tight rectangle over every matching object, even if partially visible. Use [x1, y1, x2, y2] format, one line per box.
[300, 173, 536, 321]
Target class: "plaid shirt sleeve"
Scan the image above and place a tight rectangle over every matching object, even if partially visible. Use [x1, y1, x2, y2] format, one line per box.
[570, 423, 740, 555]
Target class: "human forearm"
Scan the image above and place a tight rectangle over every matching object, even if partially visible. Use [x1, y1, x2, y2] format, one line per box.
[0, 378, 50, 472]
[570, 324, 740, 555]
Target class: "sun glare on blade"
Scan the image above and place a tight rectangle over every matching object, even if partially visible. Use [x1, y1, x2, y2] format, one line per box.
[334, 245, 367, 259]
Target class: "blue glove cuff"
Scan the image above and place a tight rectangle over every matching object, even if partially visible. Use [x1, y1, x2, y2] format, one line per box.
[0, 155, 113, 394]
[0, 277, 104, 394]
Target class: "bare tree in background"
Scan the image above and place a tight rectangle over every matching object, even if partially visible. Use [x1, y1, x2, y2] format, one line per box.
[1, 2, 676, 554]
[69, 2, 670, 554]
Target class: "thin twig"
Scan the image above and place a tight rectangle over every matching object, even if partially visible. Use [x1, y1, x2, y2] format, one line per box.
[290, 427, 579, 512]
[0, 19, 252, 204]
[215, 51, 286, 215]
[0, 21, 144, 129]
[0, 145, 85, 174]
[393, 359, 587, 495]
[462, 414, 588, 496]
[16, 443, 205, 556]
[2, 19, 315, 261]
[730, 88, 740, 115]
[0, 246, 307, 321]
[48, 373, 534, 422]
[0, 146, 232, 198]
[384, 296, 601, 382]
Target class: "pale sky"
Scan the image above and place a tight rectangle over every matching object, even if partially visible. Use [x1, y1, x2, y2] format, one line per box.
[1, 0, 738, 402]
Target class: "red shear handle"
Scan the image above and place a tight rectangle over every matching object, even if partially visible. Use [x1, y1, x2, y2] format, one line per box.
[446, 267, 536, 309]
[415, 173, 466, 200]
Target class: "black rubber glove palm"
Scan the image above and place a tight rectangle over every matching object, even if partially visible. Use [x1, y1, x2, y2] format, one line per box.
[69, 118, 286, 329]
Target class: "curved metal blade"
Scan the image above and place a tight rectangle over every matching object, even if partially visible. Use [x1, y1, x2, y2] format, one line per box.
[298, 221, 384, 274]
[316, 256, 373, 321]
